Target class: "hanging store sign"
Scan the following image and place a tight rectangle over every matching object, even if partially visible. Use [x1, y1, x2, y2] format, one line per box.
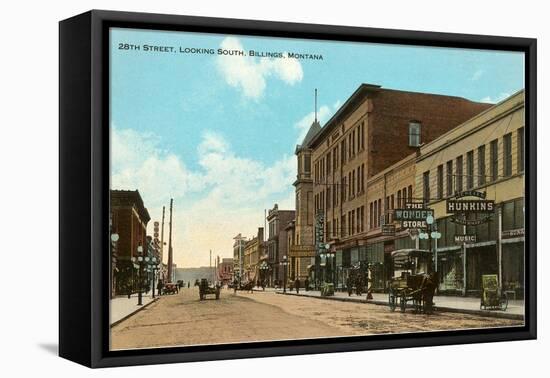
[401, 220, 427, 228]
[447, 191, 494, 226]
[502, 228, 525, 239]
[394, 208, 434, 221]
[395, 205, 433, 229]
[454, 234, 477, 244]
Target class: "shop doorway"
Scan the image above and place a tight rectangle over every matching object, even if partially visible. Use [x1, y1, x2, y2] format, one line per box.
[466, 245, 497, 294]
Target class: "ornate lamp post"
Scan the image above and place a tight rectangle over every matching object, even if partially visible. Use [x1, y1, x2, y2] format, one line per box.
[319, 251, 326, 285]
[149, 257, 159, 298]
[419, 215, 442, 274]
[325, 246, 336, 288]
[282, 255, 288, 293]
[131, 245, 144, 306]
[110, 232, 119, 299]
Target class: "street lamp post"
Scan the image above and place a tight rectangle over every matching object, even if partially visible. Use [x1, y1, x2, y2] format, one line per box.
[319, 251, 325, 285]
[150, 257, 158, 298]
[110, 232, 119, 299]
[131, 245, 144, 306]
[282, 255, 288, 293]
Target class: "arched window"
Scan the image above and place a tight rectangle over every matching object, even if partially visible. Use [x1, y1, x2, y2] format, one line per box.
[409, 121, 422, 147]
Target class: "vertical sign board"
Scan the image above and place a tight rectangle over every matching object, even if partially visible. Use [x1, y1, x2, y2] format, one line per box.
[315, 211, 325, 253]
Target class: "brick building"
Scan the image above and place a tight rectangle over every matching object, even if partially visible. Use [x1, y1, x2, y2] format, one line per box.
[216, 258, 234, 286]
[243, 227, 264, 284]
[416, 90, 525, 297]
[266, 204, 295, 286]
[233, 234, 247, 285]
[289, 118, 320, 281]
[110, 190, 151, 295]
[307, 84, 491, 288]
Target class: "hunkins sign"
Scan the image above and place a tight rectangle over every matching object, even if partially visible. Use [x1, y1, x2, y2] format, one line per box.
[447, 191, 495, 226]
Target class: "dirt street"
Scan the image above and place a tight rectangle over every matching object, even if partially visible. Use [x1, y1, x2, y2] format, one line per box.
[110, 288, 521, 350]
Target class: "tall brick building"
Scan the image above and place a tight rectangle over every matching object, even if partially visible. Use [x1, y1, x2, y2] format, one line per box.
[307, 84, 491, 288]
[110, 190, 151, 295]
[290, 118, 321, 281]
[266, 204, 295, 286]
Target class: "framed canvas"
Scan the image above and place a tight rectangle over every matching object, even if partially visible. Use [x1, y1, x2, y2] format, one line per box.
[59, 10, 536, 368]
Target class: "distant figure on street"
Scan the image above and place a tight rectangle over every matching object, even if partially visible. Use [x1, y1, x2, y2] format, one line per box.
[157, 279, 163, 297]
[295, 278, 300, 294]
[187, 281, 190, 288]
[261, 280, 266, 291]
[304, 278, 309, 292]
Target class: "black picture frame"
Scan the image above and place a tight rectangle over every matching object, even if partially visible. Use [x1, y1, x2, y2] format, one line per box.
[59, 9, 537, 368]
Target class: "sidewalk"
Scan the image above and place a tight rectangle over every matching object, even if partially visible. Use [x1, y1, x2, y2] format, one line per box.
[110, 293, 158, 326]
[272, 289, 524, 320]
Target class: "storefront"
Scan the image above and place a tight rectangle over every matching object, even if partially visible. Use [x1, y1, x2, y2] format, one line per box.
[501, 239, 524, 299]
[435, 217, 464, 294]
[501, 198, 525, 299]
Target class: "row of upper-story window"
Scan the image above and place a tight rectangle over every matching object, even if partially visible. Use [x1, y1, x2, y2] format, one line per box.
[313, 163, 366, 211]
[368, 184, 413, 230]
[422, 127, 525, 202]
[315, 183, 414, 241]
[313, 121, 366, 182]
[312, 120, 423, 183]
[323, 205, 366, 241]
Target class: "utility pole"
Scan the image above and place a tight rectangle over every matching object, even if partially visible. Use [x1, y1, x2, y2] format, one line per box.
[160, 206, 165, 278]
[210, 249, 212, 283]
[167, 199, 174, 283]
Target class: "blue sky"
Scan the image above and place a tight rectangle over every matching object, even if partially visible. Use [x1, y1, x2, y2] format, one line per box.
[109, 27, 524, 267]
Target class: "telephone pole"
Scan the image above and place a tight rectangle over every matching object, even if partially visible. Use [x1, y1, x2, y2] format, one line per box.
[160, 206, 165, 264]
[167, 199, 174, 283]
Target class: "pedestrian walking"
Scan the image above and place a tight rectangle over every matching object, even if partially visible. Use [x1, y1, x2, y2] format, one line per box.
[304, 278, 309, 292]
[295, 277, 300, 294]
[187, 281, 190, 288]
[157, 279, 163, 297]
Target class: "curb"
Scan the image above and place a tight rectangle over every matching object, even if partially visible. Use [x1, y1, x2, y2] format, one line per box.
[276, 292, 524, 321]
[110, 297, 160, 327]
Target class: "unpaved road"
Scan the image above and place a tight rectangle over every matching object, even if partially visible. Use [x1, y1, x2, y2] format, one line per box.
[111, 288, 521, 350]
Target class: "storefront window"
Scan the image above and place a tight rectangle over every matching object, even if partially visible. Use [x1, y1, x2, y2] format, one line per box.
[502, 198, 524, 231]
[351, 248, 359, 264]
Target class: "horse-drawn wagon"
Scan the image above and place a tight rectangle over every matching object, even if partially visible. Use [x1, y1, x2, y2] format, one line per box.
[388, 249, 438, 314]
[198, 278, 220, 300]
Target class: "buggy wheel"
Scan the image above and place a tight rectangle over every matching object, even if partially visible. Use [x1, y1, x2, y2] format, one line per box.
[500, 295, 508, 311]
[388, 292, 396, 312]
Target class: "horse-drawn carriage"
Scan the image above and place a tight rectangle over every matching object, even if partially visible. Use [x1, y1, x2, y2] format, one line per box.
[198, 278, 220, 300]
[388, 249, 438, 314]
[233, 280, 254, 293]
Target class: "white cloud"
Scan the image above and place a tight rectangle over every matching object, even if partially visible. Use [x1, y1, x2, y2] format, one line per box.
[470, 69, 484, 81]
[294, 100, 342, 145]
[479, 92, 511, 104]
[111, 126, 296, 268]
[216, 37, 303, 100]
